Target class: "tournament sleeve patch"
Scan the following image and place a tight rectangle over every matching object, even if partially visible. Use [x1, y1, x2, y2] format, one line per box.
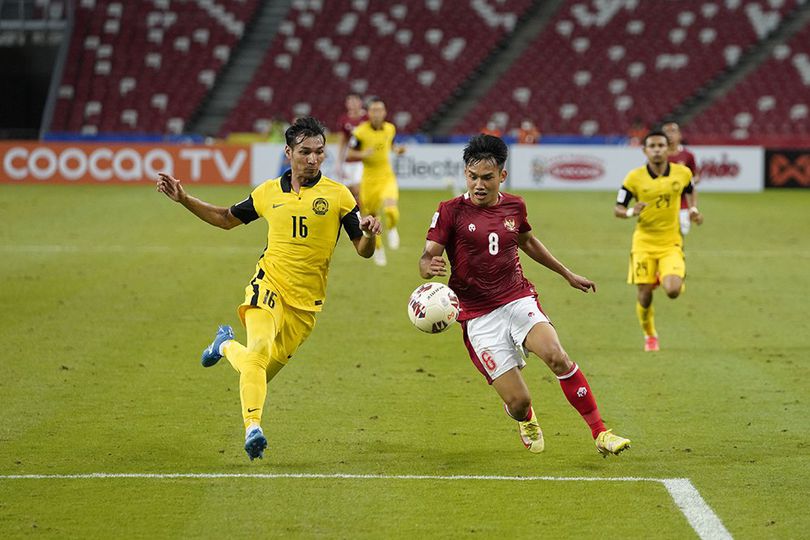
[429, 211, 439, 229]
[230, 195, 259, 224]
[341, 205, 363, 240]
[616, 186, 633, 207]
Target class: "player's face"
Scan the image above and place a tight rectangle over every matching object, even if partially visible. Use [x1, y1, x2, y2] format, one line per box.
[368, 102, 386, 127]
[345, 95, 362, 113]
[662, 123, 681, 146]
[643, 135, 669, 165]
[286, 135, 326, 179]
[465, 159, 506, 207]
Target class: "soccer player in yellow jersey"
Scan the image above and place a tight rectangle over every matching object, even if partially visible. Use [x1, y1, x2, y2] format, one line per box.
[347, 96, 405, 266]
[155, 117, 382, 460]
[614, 130, 703, 352]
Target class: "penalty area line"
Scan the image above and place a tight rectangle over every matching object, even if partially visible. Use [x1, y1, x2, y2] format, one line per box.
[0, 473, 732, 539]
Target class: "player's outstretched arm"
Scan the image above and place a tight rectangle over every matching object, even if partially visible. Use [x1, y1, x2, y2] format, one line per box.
[154, 172, 242, 230]
[352, 215, 383, 258]
[518, 232, 596, 293]
[419, 241, 447, 279]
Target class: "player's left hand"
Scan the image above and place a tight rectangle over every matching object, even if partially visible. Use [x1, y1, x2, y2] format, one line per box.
[689, 208, 703, 225]
[394, 145, 406, 155]
[360, 215, 382, 236]
[566, 272, 596, 293]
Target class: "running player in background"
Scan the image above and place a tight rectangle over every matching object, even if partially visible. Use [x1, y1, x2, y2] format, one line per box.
[662, 120, 701, 236]
[419, 134, 631, 457]
[615, 131, 703, 352]
[154, 117, 382, 461]
[348, 96, 405, 266]
[335, 94, 367, 201]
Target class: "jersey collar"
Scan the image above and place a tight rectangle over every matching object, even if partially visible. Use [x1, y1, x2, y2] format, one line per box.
[646, 163, 671, 179]
[280, 169, 322, 192]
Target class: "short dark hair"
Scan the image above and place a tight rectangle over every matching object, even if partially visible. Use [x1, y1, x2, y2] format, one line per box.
[463, 134, 508, 169]
[366, 95, 384, 107]
[285, 117, 326, 148]
[643, 130, 670, 146]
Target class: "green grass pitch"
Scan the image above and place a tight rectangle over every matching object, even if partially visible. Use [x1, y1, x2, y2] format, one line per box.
[1, 184, 808, 538]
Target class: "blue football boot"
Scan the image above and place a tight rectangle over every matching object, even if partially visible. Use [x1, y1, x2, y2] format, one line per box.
[200, 325, 234, 367]
[244, 428, 268, 461]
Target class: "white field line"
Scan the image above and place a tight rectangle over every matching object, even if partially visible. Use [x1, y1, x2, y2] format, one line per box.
[0, 473, 732, 539]
[1, 243, 808, 259]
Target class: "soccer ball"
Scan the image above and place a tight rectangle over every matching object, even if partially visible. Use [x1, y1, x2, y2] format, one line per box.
[407, 282, 459, 334]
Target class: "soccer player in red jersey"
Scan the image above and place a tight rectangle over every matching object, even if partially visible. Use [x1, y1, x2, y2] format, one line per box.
[418, 134, 631, 456]
[662, 120, 701, 236]
[335, 93, 367, 201]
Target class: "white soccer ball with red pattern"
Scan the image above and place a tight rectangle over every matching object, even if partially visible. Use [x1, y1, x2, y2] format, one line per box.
[407, 282, 459, 334]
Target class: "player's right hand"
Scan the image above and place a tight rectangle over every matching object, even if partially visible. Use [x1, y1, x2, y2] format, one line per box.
[632, 202, 647, 215]
[427, 256, 447, 277]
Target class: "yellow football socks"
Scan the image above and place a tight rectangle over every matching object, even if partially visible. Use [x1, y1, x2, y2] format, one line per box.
[384, 205, 399, 230]
[636, 302, 656, 337]
[221, 308, 278, 428]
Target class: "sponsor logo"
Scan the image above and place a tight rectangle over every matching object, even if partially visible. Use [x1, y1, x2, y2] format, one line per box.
[393, 155, 464, 179]
[468, 223, 476, 232]
[247, 407, 260, 413]
[312, 197, 329, 215]
[696, 154, 741, 180]
[532, 155, 605, 183]
[768, 152, 810, 187]
[1, 143, 249, 183]
[272, 203, 285, 208]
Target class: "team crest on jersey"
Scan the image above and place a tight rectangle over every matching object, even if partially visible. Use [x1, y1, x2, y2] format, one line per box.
[312, 198, 329, 215]
[503, 218, 517, 232]
[672, 182, 681, 193]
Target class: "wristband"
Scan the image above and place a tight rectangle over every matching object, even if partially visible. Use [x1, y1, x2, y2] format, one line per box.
[625, 207, 635, 218]
[362, 230, 372, 238]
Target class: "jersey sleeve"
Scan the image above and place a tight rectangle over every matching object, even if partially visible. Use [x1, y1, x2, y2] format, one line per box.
[426, 201, 452, 246]
[686, 152, 698, 175]
[518, 198, 532, 233]
[341, 206, 363, 240]
[616, 174, 635, 207]
[348, 126, 362, 150]
[338, 186, 363, 240]
[230, 185, 263, 224]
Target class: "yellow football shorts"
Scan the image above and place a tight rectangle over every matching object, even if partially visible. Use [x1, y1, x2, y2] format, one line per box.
[238, 279, 316, 365]
[627, 246, 686, 284]
[360, 178, 398, 215]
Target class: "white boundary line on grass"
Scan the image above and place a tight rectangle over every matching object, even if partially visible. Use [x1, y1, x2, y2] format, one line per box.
[1, 473, 732, 539]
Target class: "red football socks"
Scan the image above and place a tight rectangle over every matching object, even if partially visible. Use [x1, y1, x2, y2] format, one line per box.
[557, 363, 606, 438]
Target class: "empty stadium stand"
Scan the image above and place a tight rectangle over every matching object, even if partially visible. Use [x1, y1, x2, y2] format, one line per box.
[454, 0, 805, 138]
[688, 20, 810, 145]
[220, 0, 534, 136]
[49, 0, 259, 134]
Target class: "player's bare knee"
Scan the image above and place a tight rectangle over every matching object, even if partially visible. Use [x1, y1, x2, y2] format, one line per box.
[665, 287, 680, 299]
[542, 346, 570, 375]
